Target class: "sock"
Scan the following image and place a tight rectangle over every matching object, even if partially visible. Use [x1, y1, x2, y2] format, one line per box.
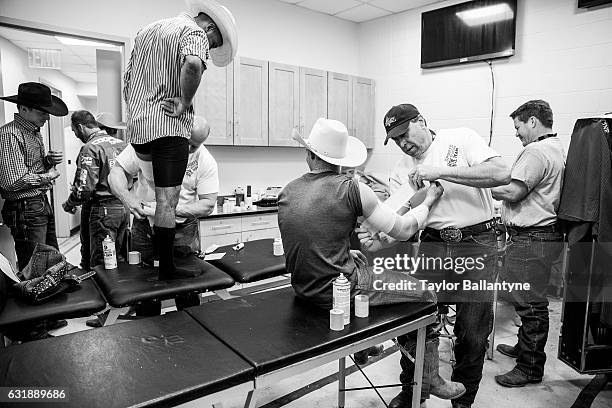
[153, 225, 176, 279]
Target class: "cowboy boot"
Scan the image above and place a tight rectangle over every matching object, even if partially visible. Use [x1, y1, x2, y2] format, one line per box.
[426, 338, 466, 400]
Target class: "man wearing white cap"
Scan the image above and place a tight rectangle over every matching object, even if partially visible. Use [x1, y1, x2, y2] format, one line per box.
[124, 0, 236, 280]
[278, 118, 465, 408]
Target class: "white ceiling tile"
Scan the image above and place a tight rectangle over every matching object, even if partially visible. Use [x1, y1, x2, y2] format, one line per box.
[336, 4, 392, 22]
[299, 0, 362, 16]
[368, 0, 444, 13]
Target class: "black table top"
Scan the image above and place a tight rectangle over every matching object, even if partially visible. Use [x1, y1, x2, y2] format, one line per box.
[208, 239, 286, 283]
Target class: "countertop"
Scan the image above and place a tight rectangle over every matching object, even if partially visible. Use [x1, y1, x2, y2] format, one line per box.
[202, 205, 278, 220]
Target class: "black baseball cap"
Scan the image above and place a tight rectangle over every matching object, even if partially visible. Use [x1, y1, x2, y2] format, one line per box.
[383, 104, 420, 145]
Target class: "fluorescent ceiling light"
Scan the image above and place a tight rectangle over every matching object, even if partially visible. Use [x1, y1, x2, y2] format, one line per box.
[456, 3, 514, 27]
[55, 35, 118, 48]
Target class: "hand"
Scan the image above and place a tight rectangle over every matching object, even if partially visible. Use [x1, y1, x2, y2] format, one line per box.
[48, 168, 60, 181]
[161, 97, 189, 117]
[356, 227, 384, 253]
[407, 165, 442, 188]
[140, 201, 155, 217]
[125, 197, 148, 220]
[62, 201, 76, 214]
[350, 249, 368, 268]
[47, 150, 63, 165]
[424, 181, 444, 206]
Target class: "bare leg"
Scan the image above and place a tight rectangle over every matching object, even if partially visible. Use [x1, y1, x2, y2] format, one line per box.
[154, 186, 181, 279]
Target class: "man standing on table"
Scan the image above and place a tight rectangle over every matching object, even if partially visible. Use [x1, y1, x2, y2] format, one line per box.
[359, 104, 510, 408]
[491, 100, 565, 387]
[279, 118, 465, 408]
[123, 0, 236, 279]
[108, 116, 218, 314]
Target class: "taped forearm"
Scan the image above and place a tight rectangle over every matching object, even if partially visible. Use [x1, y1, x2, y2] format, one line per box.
[364, 202, 429, 241]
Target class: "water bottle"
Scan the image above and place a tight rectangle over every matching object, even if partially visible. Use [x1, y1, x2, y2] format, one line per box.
[102, 234, 117, 269]
[333, 273, 351, 325]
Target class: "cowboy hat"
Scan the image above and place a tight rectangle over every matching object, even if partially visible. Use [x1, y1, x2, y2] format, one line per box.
[292, 118, 367, 168]
[0, 82, 68, 116]
[95, 112, 126, 130]
[186, 0, 238, 67]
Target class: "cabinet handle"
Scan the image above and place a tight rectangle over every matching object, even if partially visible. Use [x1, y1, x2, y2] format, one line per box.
[251, 221, 270, 226]
[211, 225, 232, 230]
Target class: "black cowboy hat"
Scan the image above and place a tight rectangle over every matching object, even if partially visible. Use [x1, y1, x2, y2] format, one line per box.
[0, 82, 68, 116]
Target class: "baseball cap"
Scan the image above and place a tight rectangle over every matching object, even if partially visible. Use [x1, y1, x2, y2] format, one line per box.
[383, 104, 420, 145]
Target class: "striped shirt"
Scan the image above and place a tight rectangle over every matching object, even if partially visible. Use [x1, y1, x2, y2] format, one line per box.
[0, 114, 55, 200]
[124, 13, 210, 144]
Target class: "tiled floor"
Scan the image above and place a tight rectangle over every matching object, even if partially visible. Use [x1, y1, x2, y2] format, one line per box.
[52, 239, 612, 408]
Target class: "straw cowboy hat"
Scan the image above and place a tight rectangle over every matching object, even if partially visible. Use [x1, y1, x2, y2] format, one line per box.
[95, 112, 127, 130]
[292, 118, 367, 168]
[186, 0, 238, 67]
[0, 82, 68, 116]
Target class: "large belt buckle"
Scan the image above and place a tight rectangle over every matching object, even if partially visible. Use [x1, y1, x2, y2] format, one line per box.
[440, 227, 463, 243]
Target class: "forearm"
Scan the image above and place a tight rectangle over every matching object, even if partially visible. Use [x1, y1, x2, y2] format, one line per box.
[176, 198, 215, 219]
[491, 180, 527, 203]
[438, 162, 510, 188]
[4, 171, 54, 192]
[108, 169, 133, 205]
[180, 58, 203, 107]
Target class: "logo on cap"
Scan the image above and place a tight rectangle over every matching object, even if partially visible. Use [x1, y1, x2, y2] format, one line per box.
[384, 116, 396, 128]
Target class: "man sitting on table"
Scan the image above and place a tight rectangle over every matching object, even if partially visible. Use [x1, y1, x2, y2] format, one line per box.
[278, 118, 465, 408]
[109, 116, 218, 314]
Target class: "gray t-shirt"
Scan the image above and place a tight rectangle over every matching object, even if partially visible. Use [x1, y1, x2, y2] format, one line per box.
[278, 171, 362, 308]
[502, 137, 565, 227]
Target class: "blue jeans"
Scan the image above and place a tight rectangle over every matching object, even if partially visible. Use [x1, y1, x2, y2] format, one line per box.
[502, 228, 563, 378]
[1, 194, 58, 271]
[80, 202, 92, 270]
[352, 265, 438, 399]
[89, 200, 129, 268]
[412, 228, 498, 406]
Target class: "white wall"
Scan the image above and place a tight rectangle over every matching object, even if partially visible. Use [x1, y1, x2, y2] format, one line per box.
[358, 0, 612, 176]
[0, 36, 81, 125]
[0, 0, 361, 193]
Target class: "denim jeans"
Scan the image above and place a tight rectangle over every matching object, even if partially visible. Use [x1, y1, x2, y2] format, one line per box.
[89, 200, 129, 268]
[1, 194, 58, 271]
[502, 228, 563, 378]
[80, 202, 92, 270]
[409, 228, 497, 406]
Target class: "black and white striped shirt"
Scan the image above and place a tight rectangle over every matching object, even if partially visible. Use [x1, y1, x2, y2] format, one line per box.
[0, 114, 54, 200]
[124, 13, 210, 145]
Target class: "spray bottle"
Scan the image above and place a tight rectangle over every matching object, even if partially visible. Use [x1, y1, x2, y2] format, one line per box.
[333, 273, 351, 325]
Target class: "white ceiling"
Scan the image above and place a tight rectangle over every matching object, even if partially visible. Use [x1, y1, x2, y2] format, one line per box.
[0, 26, 120, 90]
[276, 0, 446, 22]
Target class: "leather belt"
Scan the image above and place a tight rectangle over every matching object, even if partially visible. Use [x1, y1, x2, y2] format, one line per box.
[508, 223, 558, 235]
[423, 219, 496, 243]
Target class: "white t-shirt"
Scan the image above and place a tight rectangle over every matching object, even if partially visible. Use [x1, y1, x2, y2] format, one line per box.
[116, 144, 219, 222]
[390, 128, 499, 229]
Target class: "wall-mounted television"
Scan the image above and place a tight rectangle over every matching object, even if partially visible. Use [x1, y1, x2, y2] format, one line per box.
[421, 0, 517, 69]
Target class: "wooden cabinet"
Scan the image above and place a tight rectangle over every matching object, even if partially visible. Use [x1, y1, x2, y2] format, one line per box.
[194, 62, 234, 146]
[299, 67, 328, 139]
[269, 62, 300, 147]
[328, 72, 375, 148]
[199, 212, 279, 250]
[233, 57, 268, 146]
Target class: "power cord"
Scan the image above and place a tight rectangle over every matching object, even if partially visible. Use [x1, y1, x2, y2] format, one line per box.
[487, 60, 495, 146]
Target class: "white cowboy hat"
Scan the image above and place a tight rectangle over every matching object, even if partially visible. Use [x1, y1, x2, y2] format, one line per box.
[95, 112, 126, 130]
[186, 0, 238, 67]
[292, 118, 367, 167]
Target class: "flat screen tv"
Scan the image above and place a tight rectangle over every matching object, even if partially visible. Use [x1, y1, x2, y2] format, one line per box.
[421, 0, 517, 69]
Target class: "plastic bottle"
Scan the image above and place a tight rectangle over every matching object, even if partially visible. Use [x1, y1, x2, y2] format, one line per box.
[102, 235, 117, 269]
[273, 237, 284, 256]
[333, 273, 351, 325]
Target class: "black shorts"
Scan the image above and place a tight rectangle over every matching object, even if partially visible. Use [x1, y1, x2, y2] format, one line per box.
[132, 137, 189, 187]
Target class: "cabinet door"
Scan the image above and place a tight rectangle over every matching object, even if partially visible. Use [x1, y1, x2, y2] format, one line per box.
[352, 76, 375, 148]
[242, 213, 279, 231]
[299, 67, 327, 138]
[327, 72, 353, 133]
[194, 62, 234, 145]
[269, 62, 299, 147]
[234, 57, 269, 146]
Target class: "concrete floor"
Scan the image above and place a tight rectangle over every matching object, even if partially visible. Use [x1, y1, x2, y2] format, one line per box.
[55, 238, 612, 408]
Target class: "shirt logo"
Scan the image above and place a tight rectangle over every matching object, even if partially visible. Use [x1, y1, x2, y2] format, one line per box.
[185, 159, 198, 178]
[385, 116, 396, 128]
[81, 156, 93, 166]
[445, 145, 459, 167]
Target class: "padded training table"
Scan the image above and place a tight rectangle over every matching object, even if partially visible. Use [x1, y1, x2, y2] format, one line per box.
[0, 277, 106, 337]
[188, 287, 437, 408]
[208, 238, 286, 283]
[0, 311, 254, 408]
[94, 256, 235, 324]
